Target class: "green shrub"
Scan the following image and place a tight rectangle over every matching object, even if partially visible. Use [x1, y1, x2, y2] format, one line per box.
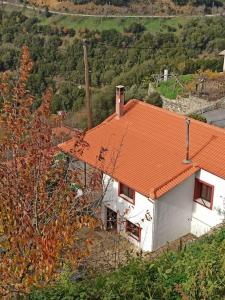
[29, 225, 225, 299]
[157, 75, 193, 100]
[144, 92, 163, 107]
[125, 23, 146, 34]
[188, 114, 207, 123]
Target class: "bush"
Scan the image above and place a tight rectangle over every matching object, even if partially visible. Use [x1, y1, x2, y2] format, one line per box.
[144, 92, 163, 107]
[29, 226, 225, 299]
[72, 0, 131, 6]
[188, 114, 207, 123]
[125, 23, 146, 34]
[44, 6, 52, 18]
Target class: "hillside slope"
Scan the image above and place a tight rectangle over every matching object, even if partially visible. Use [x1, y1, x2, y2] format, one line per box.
[24, 0, 225, 16]
[29, 225, 225, 299]
[1, 9, 225, 128]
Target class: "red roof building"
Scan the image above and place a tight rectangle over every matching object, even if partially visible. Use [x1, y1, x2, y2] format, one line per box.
[59, 98, 225, 199]
[59, 86, 225, 251]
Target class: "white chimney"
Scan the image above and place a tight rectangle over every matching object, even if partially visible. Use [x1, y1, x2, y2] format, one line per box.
[219, 50, 225, 72]
[116, 85, 125, 119]
[164, 69, 168, 82]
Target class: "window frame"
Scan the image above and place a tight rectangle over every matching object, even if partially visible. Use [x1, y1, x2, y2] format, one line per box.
[125, 220, 141, 241]
[118, 182, 135, 204]
[193, 178, 214, 210]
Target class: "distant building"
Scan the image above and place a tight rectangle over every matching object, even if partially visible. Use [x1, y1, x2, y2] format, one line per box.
[59, 86, 225, 251]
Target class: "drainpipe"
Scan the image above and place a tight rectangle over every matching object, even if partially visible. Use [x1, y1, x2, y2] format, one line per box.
[149, 198, 157, 252]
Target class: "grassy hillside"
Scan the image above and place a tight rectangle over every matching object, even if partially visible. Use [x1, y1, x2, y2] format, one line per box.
[4, 4, 187, 32]
[40, 15, 186, 32]
[29, 225, 225, 299]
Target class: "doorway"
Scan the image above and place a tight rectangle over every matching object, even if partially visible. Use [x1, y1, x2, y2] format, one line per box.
[106, 207, 117, 231]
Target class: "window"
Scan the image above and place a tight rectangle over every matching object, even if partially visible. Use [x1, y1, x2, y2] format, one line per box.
[126, 220, 141, 241]
[194, 179, 214, 209]
[119, 183, 135, 204]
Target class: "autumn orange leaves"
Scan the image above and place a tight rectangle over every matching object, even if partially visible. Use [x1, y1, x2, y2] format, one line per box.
[0, 47, 99, 298]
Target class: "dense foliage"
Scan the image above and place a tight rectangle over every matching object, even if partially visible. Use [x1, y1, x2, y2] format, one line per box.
[173, 0, 223, 7]
[72, 0, 131, 5]
[29, 226, 225, 299]
[0, 11, 224, 126]
[145, 91, 163, 107]
[56, 0, 224, 8]
[0, 47, 99, 297]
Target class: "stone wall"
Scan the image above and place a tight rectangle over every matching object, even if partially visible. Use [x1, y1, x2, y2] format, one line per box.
[163, 95, 225, 116]
[189, 97, 225, 115]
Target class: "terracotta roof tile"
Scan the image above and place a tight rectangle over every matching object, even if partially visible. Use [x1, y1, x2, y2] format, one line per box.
[59, 100, 225, 199]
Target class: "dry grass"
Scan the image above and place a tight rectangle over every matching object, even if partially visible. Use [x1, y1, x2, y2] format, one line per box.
[187, 71, 225, 101]
[75, 227, 197, 276]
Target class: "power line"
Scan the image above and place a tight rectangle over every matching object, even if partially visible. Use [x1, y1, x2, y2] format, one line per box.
[83, 39, 93, 130]
[95, 41, 188, 51]
[60, 40, 189, 52]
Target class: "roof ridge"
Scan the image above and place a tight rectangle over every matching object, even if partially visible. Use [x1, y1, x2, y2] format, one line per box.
[91, 99, 225, 138]
[102, 99, 139, 124]
[131, 99, 225, 136]
[149, 164, 199, 199]
[59, 98, 225, 201]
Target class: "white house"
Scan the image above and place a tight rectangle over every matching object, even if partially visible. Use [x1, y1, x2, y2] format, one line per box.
[59, 86, 225, 252]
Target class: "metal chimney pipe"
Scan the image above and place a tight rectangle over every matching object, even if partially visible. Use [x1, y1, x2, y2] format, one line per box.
[183, 118, 192, 164]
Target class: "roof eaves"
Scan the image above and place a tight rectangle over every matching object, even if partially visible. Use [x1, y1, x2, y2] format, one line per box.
[152, 164, 199, 199]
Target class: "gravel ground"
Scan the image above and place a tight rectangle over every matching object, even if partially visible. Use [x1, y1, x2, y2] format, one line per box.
[202, 109, 225, 128]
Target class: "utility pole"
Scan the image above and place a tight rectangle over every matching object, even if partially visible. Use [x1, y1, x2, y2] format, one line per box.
[83, 39, 93, 130]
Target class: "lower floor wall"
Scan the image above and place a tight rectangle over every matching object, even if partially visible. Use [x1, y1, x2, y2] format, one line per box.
[102, 204, 154, 252]
[102, 201, 224, 252]
[191, 217, 212, 237]
[191, 169, 225, 237]
[101, 171, 225, 252]
[152, 175, 195, 251]
[191, 203, 224, 237]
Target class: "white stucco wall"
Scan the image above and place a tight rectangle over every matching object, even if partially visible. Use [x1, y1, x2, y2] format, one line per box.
[191, 169, 225, 236]
[101, 170, 225, 252]
[152, 175, 195, 251]
[102, 174, 154, 251]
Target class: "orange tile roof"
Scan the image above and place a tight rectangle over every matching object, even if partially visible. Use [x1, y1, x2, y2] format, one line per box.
[58, 100, 225, 199]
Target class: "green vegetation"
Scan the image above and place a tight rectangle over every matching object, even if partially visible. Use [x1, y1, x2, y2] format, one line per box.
[29, 226, 225, 299]
[157, 74, 193, 99]
[188, 113, 207, 122]
[1, 9, 225, 127]
[35, 12, 186, 33]
[145, 91, 163, 107]
[173, 0, 223, 7]
[72, 0, 131, 6]
[3, 3, 186, 32]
